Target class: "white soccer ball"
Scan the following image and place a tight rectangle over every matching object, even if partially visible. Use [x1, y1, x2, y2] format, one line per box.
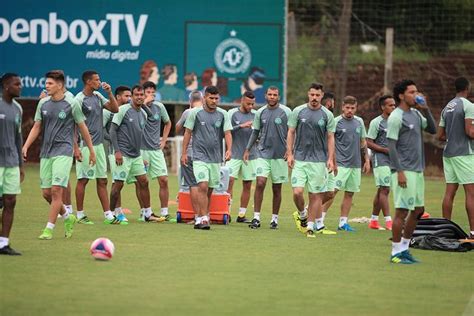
[90, 237, 115, 260]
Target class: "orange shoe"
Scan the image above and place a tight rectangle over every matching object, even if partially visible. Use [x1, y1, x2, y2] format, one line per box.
[368, 220, 381, 230]
[385, 220, 393, 231]
[421, 212, 431, 219]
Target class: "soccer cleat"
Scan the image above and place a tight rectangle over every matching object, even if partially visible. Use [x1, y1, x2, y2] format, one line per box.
[0, 245, 21, 256]
[145, 213, 166, 223]
[116, 213, 129, 222]
[236, 215, 251, 223]
[306, 229, 316, 238]
[38, 228, 53, 240]
[248, 218, 261, 229]
[137, 210, 145, 222]
[338, 223, 356, 232]
[269, 221, 278, 230]
[292, 211, 306, 233]
[421, 212, 431, 219]
[162, 214, 171, 221]
[104, 216, 129, 225]
[64, 214, 77, 238]
[77, 216, 94, 225]
[385, 220, 393, 231]
[390, 252, 415, 264]
[199, 220, 211, 230]
[368, 220, 381, 230]
[400, 249, 420, 263]
[316, 227, 337, 235]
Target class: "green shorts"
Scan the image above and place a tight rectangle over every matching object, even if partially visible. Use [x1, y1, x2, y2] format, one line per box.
[141, 149, 168, 179]
[291, 161, 328, 193]
[227, 159, 256, 181]
[373, 166, 391, 187]
[193, 161, 220, 188]
[391, 171, 424, 211]
[0, 166, 21, 195]
[255, 158, 288, 183]
[113, 156, 146, 184]
[76, 144, 107, 179]
[108, 154, 116, 173]
[443, 155, 474, 184]
[40, 156, 73, 188]
[327, 171, 336, 192]
[334, 167, 361, 192]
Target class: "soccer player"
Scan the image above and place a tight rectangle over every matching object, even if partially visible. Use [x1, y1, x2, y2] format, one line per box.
[181, 86, 232, 230]
[321, 92, 337, 220]
[0, 73, 24, 255]
[176, 90, 204, 224]
[367, 95, 396, 230]
[135, 81, 171, 221]
[109, 85, 162, 222]
[22, 70, 96, 239]
[324, 96, 371, 232]
[227, 91, 257, 223]
[287, 83, 337, 237]
[103, 86, 131, 220]
[438, 77, 474, 238]
[243, 86, 291, 229]
[387, 79, 436, 264]
[74, 70, 119, 225]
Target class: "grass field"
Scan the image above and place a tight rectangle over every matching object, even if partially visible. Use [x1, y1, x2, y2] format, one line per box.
[1, 164, 473, 315]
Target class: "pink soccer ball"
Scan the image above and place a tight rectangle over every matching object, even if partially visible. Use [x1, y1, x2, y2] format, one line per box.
[90, 238, 115, 260]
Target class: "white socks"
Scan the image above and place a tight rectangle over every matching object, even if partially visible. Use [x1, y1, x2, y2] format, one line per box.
[46, 222, 55, 230]
[391, 242, 402, 256]
[64, 205, 73, 214]
[299, 207, 308, 219]
[77, 210, 85, 219]
[315, 218, 324, 230]
[238, 207, 247, 217]
[271, 214, 278, 223]
[104, 210, 114, 220]
[339, 217, 348, 227]
[144, 207, 152, 218]
[385, 216, 392, 222]
[114, 207, 123, 216]
[0, 237, 9, 248]
[160, 207, 169, 216]
[253, 212, 260, 221]
[307, 221, 314, 231]
[322, 211, 327, 221]
[371, 215, 379, 221]
[401, 237, 411, 252]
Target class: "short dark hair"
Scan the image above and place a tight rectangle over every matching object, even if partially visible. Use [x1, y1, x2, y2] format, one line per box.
[205, 85, 219, 95]
[266, 86, 279, 94]
[343, 95, 357, 105]
[309, 82, 324, 91]
[46, 70, 65, 84]
[454, 77, 470, 93]
[189, 90, 203, 102]
[115, 85, 131, 97]
[378, 95, 394, 108]
[243, 91, 255, 99]
[0, 73, 19, 88]
[321, 91, 334, 104]
[393, 79, 416, 103]
[82, 70, 98, 84]
[131, 85, 144, 94]
[143, 81, 157, 90]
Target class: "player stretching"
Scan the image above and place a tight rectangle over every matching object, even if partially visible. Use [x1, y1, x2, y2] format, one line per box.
[367, 95, 396, 230]
[287, 83, 337, 237]
[388, 79, 436, 264]
[23, 70, 96, 239]
[227, 91, 257, 223]
[244, 87, 291, 229]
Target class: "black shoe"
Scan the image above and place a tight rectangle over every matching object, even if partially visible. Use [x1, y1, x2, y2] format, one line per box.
[236, 216, 251, 223]
[0, 197, 3, 209]
[300, 217, 308, 228]
[249, 218, 261, 229]
[194, 221, 211, 230]
[270, 221, 278, 229]
[0, 245, 21, 256]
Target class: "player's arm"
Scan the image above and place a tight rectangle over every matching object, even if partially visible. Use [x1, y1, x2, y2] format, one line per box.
[437, 126, 446, 141]
[418, 106, 436, 134]
[327, 132, 336, 173]
[77, 122, 96, 166]
[243, 129, 259, 163]
[286, 127, 296, 169]
[22, 121, 42, 161]
[101, 83, 119, 113]
[161, 120, 172, 149]
[366, 138, 389, 154]
[181, 128, 192, 166]
[109, 122, 123, 165]
[466, 118, 474, 138]
[360, 138, 371, 174]
[15, 122, 24, 182]
[224, 130, 232, 161]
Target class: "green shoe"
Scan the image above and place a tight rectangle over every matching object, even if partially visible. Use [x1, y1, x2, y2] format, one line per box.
[292, 211, 307, 234]
[64, 214, 77, 238]
[316, 227, 337, 235]
[104, 216, 129, 225]
[38, 228, 53, 240]
[77, 215, 94, 225]
[306, 229, 316, 238]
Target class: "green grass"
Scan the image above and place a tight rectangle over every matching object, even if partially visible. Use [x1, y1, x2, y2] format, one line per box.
[1, 164, 473, 315]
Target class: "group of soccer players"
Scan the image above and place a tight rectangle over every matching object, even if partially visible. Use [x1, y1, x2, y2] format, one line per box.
[0, 70, 473, 265]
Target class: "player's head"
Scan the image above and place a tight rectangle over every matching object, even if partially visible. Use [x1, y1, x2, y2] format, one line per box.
[265, 86, 280, 106]
[1, 73, 22, 98]
[307, 82, 324, 107]
[378, 95, 395, 116]
[45, 70, 65, 96]
[82, 70, 101, 90]
[131, 85, 145, 107]
[342, 95, 357, 119]
[241, 90, 255, 112]
[189, 90, 203, 108]
[393, 79, 417, 107]
[115, 86, 131, 105]
[143, 81, 157, 99]
[204, 85, 219, 109]
[321, 91, 335, 111]
[455, 77, 471, 94]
